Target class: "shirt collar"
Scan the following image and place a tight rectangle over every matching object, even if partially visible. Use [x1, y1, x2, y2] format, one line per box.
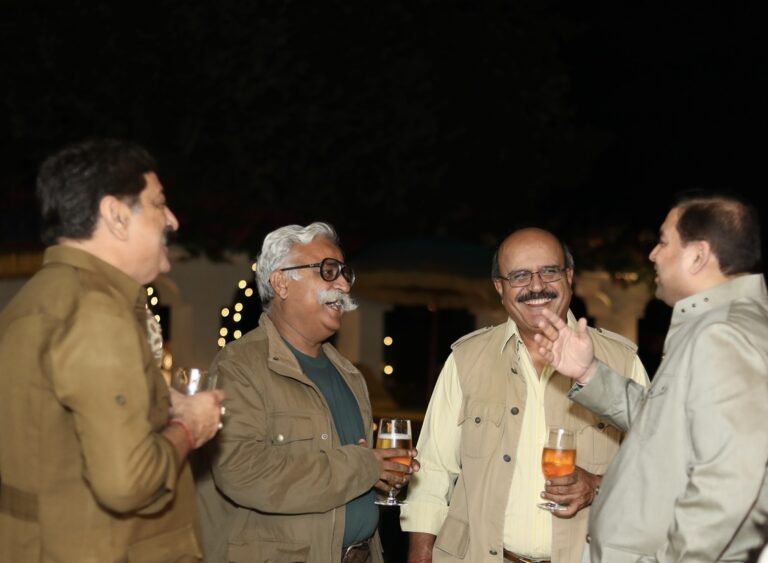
[500, 309, 578, 355]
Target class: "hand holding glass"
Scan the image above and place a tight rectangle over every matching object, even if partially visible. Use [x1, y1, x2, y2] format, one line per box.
[374, 418, 413, 506]
[171, 367, 224, 429]
[537, 427, 576, 511]
[171, 367, 218, 396]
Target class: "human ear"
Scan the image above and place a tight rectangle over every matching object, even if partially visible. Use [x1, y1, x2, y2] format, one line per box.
[270, 270, 290, 299]
[688, 241, 712, 274]
[99, 196, 131, 240]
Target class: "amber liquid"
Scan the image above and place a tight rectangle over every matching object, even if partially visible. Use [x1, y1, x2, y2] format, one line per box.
[376, 435, 413, 468]
[541, 447, 576, 478]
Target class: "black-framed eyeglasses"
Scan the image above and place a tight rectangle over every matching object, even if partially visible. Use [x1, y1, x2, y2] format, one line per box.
[280, 257, 356, 285]
[498, 266, 568, 287]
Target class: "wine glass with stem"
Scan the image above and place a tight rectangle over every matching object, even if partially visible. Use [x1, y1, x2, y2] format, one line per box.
[537, 426, 576, 511]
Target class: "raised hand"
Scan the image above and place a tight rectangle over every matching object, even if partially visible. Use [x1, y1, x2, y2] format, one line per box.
[534, 308, 597, 384]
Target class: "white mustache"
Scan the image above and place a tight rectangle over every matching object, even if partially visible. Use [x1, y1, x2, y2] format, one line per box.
[318, 289, 358, 312]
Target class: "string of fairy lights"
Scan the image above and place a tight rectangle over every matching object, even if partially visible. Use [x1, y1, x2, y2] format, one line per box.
[217, 262, 258, 348]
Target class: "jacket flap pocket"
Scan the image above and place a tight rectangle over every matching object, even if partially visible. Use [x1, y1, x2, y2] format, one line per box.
[271, 414, 315, 444]
[127, 525, 200, 563]
[458, 399, 505, 427]
[228, 538, 310, 562]
[434, 515, 470, 558]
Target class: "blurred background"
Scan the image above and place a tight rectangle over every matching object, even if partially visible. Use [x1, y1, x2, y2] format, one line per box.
[1, 2, 765, 560]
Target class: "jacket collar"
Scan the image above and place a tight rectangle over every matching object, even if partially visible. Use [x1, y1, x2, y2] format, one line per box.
[43, 245, 146, 311]
[670, 273, 767, 328]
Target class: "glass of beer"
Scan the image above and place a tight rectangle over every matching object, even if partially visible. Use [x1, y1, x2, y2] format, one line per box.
[374, 418, 413, 506]
[537, 427, 576, 511]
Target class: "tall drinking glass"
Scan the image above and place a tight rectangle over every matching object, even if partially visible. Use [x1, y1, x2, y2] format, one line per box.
[537, 427, 576, 511]
[374, 418, 413, 507]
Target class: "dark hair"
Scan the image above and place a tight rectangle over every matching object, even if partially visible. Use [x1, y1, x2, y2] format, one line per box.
[675, 192, 762, 275]
[36, 138, 157, 245]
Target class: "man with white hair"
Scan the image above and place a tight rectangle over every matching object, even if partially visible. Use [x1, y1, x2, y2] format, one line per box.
[196, 222, 418, 563]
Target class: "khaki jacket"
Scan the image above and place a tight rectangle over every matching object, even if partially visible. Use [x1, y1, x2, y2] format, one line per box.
[196, 314, 384, 563]
[433, 320, 644, 563]
[0, 246, 201, 562]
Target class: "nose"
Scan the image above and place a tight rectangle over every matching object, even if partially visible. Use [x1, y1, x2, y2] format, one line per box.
[527, 271, 546, 290]
[649, 245, 658, 262]
[165, 206, 180, 232]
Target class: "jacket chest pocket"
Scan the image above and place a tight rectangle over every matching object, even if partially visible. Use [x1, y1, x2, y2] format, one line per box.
[269, 413, 317, 449]
[458, 400, 505, 459]
[575, 420, 622, 472]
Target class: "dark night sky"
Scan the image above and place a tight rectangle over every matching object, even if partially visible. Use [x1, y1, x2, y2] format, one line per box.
[2, 1, 766, 275]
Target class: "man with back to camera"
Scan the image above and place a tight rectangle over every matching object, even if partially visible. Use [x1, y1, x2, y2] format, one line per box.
[0, 138, 224, 561]
[196, 221, 418, 563]
[535, 192, 768, 562]
[401, 227, 648, 563]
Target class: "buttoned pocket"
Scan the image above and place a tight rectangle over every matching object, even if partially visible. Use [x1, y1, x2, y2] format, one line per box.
[575, 420, 622, 473]
[458, 399, 505, 458]
[634, 377, 671, 441]
[269, 413, 316, 446]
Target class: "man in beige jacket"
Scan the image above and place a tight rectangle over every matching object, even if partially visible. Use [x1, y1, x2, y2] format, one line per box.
[0, 138, 224, 562]
[401, 228, 648, 563]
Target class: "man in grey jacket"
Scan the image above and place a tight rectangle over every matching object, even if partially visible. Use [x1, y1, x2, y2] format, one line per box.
[196, 222, 417, 563]
[535, 192, 768, 562]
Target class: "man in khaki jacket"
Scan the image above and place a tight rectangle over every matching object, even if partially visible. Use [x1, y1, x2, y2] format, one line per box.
[401, 228, 648, 563]
[0, 139, 224, 562]
[196, 222, 418, 563]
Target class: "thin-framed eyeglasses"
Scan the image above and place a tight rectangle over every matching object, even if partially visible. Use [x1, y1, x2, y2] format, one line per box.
[498, 266, 568, 287]
[280, 257, 356, 285]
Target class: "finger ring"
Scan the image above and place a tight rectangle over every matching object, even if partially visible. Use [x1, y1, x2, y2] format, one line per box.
[220, 406, 226, 416]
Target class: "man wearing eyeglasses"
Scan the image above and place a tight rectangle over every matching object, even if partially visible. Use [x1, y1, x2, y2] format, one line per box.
[401, 227, 648, 563]
[196, 222, 418, 563]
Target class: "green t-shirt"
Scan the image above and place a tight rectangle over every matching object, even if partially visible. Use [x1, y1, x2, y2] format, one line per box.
[285, 341, 378, 545]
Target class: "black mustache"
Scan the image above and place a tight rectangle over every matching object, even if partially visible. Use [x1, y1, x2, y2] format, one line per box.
[517, 289, 558, 303]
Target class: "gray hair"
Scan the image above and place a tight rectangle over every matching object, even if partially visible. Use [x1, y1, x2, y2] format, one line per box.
[256, 222, 340, 309]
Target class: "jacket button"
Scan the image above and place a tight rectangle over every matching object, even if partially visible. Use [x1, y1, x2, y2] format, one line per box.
[510, 367, 518, 374]
[586, 534, 591, 543]
[321, 433, 329, 440]
[115, 395, 126, 406]
[474, 417, 481, 423]
[489, 549, 498, 555]
[276, 434, 285, 443]
[503, 454, 511, 462]
[597, 422, 605, 430]
[510, 407, 519, 415]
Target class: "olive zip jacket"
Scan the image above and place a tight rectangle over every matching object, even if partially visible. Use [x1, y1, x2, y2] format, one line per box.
[196, 313, 385, 563]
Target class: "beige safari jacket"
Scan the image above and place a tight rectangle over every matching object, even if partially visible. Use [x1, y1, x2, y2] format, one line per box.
[196, 313, 385, 563]
[0, 246, 201, 562]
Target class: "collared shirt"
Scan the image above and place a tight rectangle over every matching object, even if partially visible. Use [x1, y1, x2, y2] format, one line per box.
[401, 314, 648, 558]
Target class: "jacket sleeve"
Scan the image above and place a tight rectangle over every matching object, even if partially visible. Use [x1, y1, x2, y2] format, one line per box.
[570, 360, 649, 432]
[50, 305, 179, 514]
[209, 352, 380, 514]
[649, 323, 768, 562]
